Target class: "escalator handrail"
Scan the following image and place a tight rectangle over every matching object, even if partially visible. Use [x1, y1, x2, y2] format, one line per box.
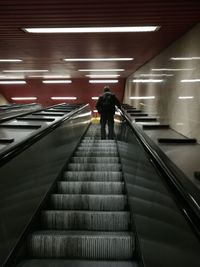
[116, 106, 200, 237]
[0, 104, 90, 167]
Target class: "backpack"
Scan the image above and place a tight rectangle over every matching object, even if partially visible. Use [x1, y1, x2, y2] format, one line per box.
[101, 93, 115, 112]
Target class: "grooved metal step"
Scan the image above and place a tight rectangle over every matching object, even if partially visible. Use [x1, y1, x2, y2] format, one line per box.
[28, 231, 134, 259]
[75, 151, 118, 157]
[51, 194, 127, 211]
[71, 157, 119, 164]
[63, 171, 122, 181]
[41, 210, 130, 231]
[67, 163, 121, 171]
[77, 147, 117, 151]
[58, 181, 125, 194]
[16, 259, 138, 267]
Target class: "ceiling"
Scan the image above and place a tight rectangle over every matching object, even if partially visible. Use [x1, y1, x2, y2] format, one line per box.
[0, 0, 200, 79]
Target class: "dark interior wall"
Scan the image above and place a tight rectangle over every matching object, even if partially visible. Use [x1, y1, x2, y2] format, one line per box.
[0, 78, 125, 110]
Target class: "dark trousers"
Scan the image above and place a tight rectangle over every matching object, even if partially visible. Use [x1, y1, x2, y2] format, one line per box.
[100, 113, 114, 139]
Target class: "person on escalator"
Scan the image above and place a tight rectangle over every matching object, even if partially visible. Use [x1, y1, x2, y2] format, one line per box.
[96, 86, 121, 140]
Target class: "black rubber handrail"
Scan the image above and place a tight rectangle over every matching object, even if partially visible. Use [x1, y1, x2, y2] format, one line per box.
[0, 104, 89, 167]
[117, 107, 200, 238]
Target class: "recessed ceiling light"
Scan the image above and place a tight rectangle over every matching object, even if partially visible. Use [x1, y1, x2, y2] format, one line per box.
[23, 26, 160, 33]
[63, 58, 133, 61]
[178, 96, 194, 99]
[86, 74, 120, 78]
[152, 68, 193, 71]
[11, 97, 37, 100]
[180, 79, 200, 83]
[170, 57, 200, 60]
[51, 97, 77, 100]
[43, 75, 71, 78]
[132, 79, 163, 83]
[0, 81, 26, 84]
[91, 97, 99, 100]
[3, 70, 48, 73]
[129, 96, 155, 99]
[42, 80, 72, 84]
[139, 74, 174, 77]
[79, 69, 124, 72]
[89, 80, 118, 83]
[0, 59, 22, 62]
[0, 76, 25, 79]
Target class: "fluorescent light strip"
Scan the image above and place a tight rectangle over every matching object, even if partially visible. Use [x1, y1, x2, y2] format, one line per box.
[23, 26, 159, 33]
[129, 96, 155, 99]
[0, 76, 25, 79]
[79, 69, 124, 72]
[86, 74, 120, 78]
[51, 97, 77, 100]
[0, 59, 22, 62]
[93, 110, 98, 113]
[152, 68, 193, 71]
[11, 97, 37, 100]
[3, 70, 48, 73]
[91, 97, 99, 100]
[139, 73, 174, 77]
[63, 58, 133, 61]
[180, 79, 200, 83]
[42, 80, 72, 84]
[132, 79, 163, 83]
[0, 81, 26, 84]
[89, 80, 118, 83]
[178, 96, 194, 99]
[43, 75, 71, 78]
[171, 57, 200, 60]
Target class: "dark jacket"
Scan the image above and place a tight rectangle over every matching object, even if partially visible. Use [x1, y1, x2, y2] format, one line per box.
[96, 92, 121, 115]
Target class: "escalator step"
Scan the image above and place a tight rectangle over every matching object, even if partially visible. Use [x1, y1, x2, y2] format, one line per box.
[16, 259, 138, 267]
[58, 181, 125, 194]
[51, 194, 127, 211]
[71, 157, 119, 164]
[67, 163, 121, 171]
[77, 147, 117, 152]
[79, 144, 117, 148]
[81, 140, 116, 143]
[75, 151, 118, 157]
[63, 171, 122, 181]
[28, 231, 134, 259]
[41, 210, 130, 231]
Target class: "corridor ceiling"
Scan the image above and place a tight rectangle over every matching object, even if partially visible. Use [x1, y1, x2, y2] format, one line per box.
[0, 0, 200, 79]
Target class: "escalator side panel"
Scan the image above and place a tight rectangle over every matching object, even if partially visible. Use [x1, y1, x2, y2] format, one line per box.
[0, 106, 91, 266]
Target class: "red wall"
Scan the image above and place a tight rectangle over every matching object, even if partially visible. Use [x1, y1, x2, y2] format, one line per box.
[0, 78, 125, 113]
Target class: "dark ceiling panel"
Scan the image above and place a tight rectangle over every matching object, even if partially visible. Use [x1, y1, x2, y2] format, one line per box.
[0, 0, 199, 78]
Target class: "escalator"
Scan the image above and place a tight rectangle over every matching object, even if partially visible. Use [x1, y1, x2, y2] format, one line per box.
[17, 124, 136, 267]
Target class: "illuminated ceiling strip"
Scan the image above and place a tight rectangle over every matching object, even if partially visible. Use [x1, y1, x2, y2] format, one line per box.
[171, 57, 200, 60]
[51, 97, 77, 100]
[42, 80, 72, 84]
[129, 96, 155, 99]
[139, 73, 174, 77]
[23, 26, 160, 33]
[91, 97, 99, 100]
[89, 80, 118, 83]
[0, 59, 22, 62]
[178, 96, 194, 99]
[3, 70, 48, 73]
[0, 81, 26, 84]
[152, 68, 193, 71]
[132, 79, 163, 83]
[180, 79, 200, 83]
[0, 76, 25, 79]
[63, 58, 133, 61]
[86, 74, 120, 78]
[43, 75, 71, 78]
[11, 97, 37, 100]
[79, 69, 124, 72]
